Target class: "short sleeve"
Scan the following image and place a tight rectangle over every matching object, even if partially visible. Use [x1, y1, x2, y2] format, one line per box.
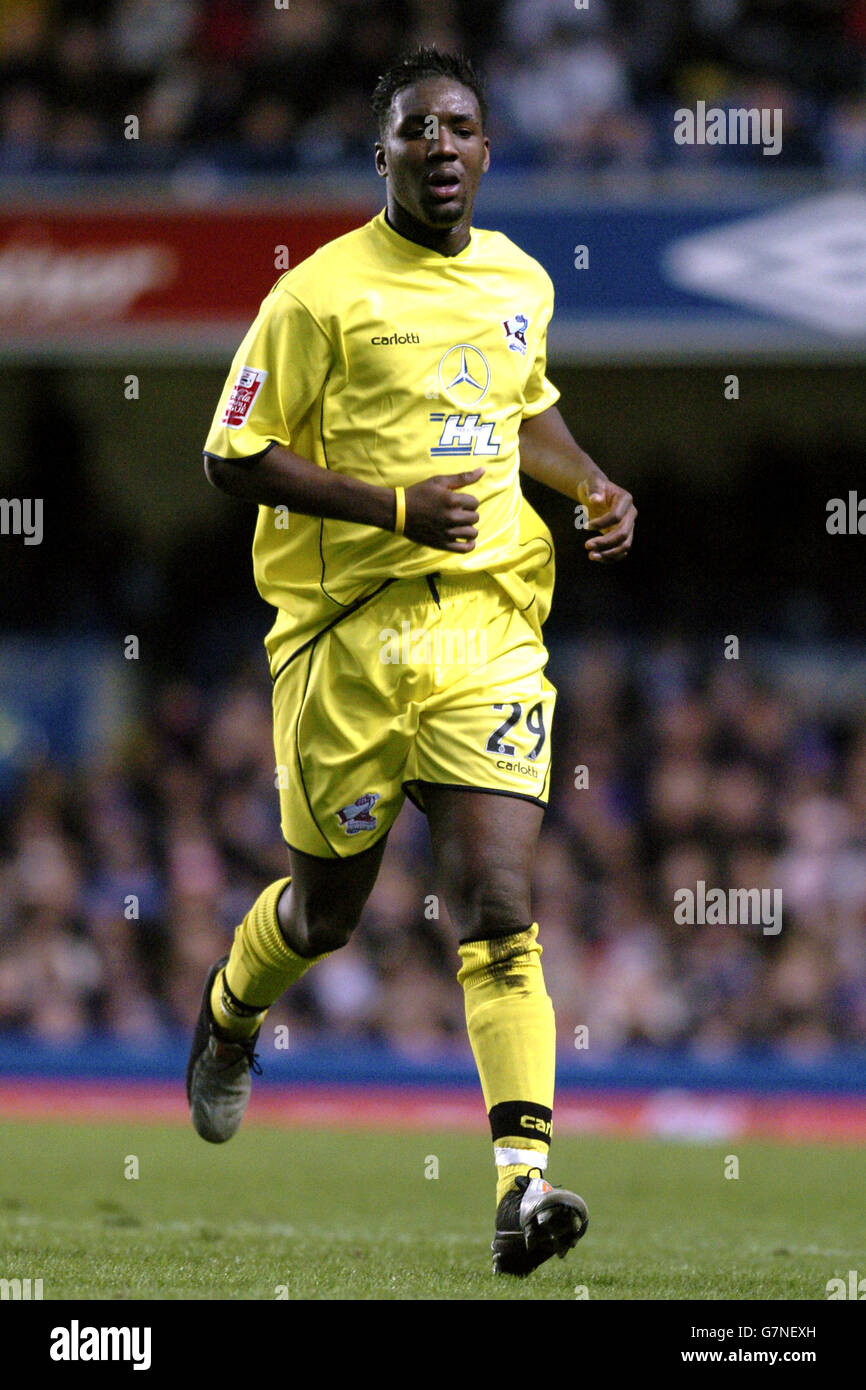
[204, 289, 333, 462]
[522, 277, 560, 419]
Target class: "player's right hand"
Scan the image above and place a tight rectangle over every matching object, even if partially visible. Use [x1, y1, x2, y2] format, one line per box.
[404, 468, 484, 551]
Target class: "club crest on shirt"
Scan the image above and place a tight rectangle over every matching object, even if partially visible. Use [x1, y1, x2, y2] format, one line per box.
[335, 791, 381, 835]
[502, 313, 529, 356]
[222, 365, 267, 428]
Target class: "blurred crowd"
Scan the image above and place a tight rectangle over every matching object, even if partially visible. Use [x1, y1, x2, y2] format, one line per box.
[2, 638, 865, 1056]
[1, 0, 866, 174]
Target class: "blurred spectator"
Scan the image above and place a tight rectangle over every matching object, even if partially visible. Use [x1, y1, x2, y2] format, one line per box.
[2, 637, 866, 1055]
[0, 0, 860, 173]
[109, 0, 196, 75]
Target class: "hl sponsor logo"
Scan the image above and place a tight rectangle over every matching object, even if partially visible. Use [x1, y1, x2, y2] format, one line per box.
[673, 880, 782, 936]
[0, 1276, 43, 1299]
[50, 1321, 152, 1370]
[429, 413, 500, 458]
[379, 621, 487, 670]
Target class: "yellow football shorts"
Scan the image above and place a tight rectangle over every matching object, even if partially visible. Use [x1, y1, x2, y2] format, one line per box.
[271, 571, 556, 858]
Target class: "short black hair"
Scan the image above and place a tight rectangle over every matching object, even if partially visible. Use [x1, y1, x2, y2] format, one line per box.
[371, 47, 488, 138]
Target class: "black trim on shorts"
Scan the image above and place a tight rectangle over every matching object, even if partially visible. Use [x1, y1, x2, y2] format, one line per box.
[401, 779, 548, 814]
[271, 577, 398, 686]
[283, 835, 340, 861]
[281, 829, 392, 864]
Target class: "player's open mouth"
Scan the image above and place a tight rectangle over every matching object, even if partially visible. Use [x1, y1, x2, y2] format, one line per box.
[427, 172, 461, 200]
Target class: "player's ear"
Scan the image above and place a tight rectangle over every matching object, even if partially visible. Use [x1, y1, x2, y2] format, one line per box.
[374, 142, 387, 177]
[481, 137, 490, 174]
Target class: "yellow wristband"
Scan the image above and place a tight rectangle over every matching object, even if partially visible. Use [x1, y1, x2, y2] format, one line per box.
[393, 485, 406, 536]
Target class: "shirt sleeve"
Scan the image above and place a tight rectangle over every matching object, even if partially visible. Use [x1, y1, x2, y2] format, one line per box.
[203, 288, 334, 462]
[522, 276, 560, 419]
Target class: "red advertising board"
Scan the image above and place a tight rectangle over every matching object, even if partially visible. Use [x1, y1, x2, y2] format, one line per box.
[0, 205, 376, 347]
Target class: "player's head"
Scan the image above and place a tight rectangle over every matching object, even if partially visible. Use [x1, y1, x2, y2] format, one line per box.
[372, 48, 490, 232]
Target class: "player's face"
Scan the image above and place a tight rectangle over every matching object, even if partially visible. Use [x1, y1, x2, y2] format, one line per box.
[375, 77, 490, 231]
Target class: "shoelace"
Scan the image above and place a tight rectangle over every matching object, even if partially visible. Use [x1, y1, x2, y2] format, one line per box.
[515, 1167, 547, 1192]
[215, 1035, 263, 1076]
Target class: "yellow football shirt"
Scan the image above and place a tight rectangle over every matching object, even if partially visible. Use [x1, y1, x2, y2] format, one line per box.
[204, 209, 561, 670]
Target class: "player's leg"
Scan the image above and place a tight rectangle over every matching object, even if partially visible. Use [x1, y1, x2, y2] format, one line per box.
[423, 782, 542, 937]
[424, 784, 588, 1273]
[424, 784, 554, 1190]
[278, 839, 389, 955]
[408, 570, 587, 1270]
[188, 594, 413, 1144]
[212, 834, 389, 1039]
[187, 835, 388, 1144]
[410, 576, 558, 1198]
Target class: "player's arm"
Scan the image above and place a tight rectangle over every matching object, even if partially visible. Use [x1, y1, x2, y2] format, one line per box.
[204, 447, 484, 553]
[518, 403, 636, 563]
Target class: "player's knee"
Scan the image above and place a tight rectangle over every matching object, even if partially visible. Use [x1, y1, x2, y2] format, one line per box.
[452, 874, 532, 940]
[302, 922, 354, 956]
[291, 900, 358, 956]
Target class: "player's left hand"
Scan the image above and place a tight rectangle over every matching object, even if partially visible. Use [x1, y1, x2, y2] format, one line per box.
[579, 477, 637, 563]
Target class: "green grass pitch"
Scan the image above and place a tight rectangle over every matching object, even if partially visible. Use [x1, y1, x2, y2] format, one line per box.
[0, 1120, 862, 1300]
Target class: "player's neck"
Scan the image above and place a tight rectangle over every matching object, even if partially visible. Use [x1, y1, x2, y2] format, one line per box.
[384, 201, 471, 257]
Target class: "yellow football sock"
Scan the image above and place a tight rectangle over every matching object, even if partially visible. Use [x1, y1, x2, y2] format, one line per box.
[457, 923, 555, 1207]
[210, 876, 330, 1038]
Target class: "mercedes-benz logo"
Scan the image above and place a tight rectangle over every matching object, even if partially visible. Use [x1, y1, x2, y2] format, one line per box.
[437, 344, 490, 406]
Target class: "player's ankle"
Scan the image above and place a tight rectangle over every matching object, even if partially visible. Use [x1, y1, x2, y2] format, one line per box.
[209, 968, 268, 1039]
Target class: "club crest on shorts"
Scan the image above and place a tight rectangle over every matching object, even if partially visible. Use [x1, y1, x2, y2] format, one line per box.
[502, 312, 529, 356]
[222, 365, 267, 428]
[335, 791, 381, 835]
